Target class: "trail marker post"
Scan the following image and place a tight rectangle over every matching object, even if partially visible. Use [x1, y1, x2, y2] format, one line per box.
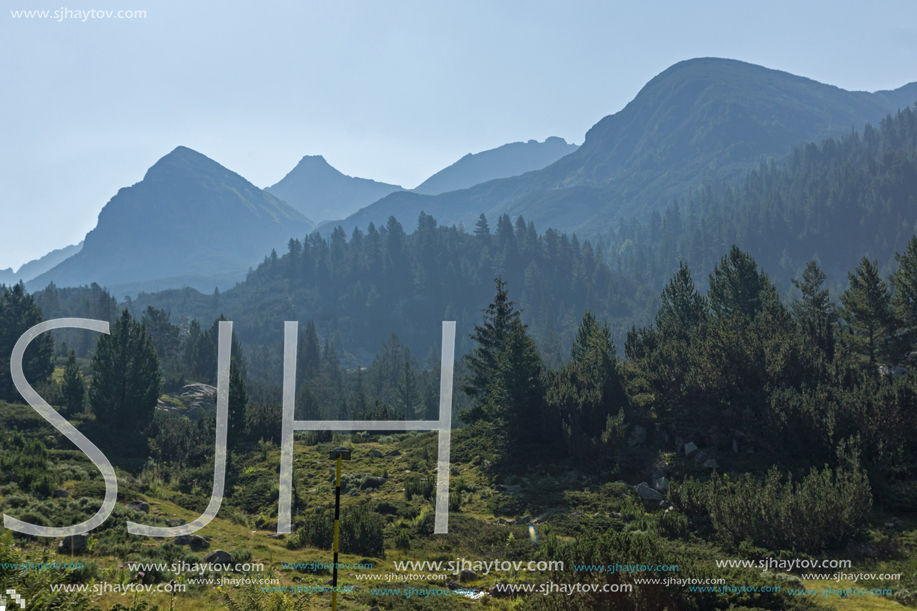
[329, 447, 351, 611]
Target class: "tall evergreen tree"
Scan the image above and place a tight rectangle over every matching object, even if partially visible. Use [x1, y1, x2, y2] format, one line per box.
[474, 213, 491, 239]
[142, 306, 181, 365]
[462, 277, 522, 420]
[422, 349, 441, 421]
[59, 349, 85, 415]
[791, 261, 838, 358]
[655, 263, 706, 334]
[352, 366, 368, 416]
[891, 233, 917, 350]
[482, 320, 547, 453]
[183, 318, 211, 382]
[547, 311, 627, 460]
[708, 246, 766, 319]
[89, 310, 161, 431]
[209, 315, 246, 379]
[396, 361, 419, 418]
[322, 339, 342, 383]
[297, 321, 322, 385]
[0, 283, 54, 402]
[227, 357, 248, 450]
[841, 257, 895, 365]
[294, 383, 321, 420]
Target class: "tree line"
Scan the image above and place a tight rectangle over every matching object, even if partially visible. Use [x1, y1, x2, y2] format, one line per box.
[607, 104, 917, 295]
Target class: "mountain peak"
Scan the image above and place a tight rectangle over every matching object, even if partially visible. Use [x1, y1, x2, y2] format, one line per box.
[299, 154, 329, 164]
[267, 155, 402, 224]
[411, 137, 578, 195]
[29, 148, 312, 293]
[143, 146, 230, 181]
[335, 58, 916, 238]
[287, 154, 345, 179]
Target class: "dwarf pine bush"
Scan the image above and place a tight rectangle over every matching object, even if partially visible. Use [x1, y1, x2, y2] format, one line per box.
[672, 462, 871, 552]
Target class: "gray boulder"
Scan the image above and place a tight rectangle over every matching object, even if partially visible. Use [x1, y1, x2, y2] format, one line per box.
[636, 482, 664, 502]
[703, 458, 720, 469]
[203, 550, 233, 565]
[189, 535, 210, 551]
[460, 569, 478, 582]
[53, 489, 69, 498]
[684, 442, 699, 458]
[369, 449, 383, 457]
[879, 365, 909, 378]
[626, 425, 647, 447]
[653, 477, 670, 492]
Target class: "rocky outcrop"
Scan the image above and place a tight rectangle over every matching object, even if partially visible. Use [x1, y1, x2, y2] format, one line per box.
[156, 383, 217, 420]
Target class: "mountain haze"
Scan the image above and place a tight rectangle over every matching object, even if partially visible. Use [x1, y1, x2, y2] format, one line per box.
[412, 136, 578, 195]
[29, 147, 313, 296]
[266, 155, 403, 223]
[334, 58, 917, 236]
[0, 241, 83, 286]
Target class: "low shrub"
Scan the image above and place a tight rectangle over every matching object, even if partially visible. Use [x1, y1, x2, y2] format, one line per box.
[654, 508, 688, 539]
[394, 528, 410, 550]
[404, 475, 434, 501]
[671, 461, 872, 552]
[287, 504, 385, 558]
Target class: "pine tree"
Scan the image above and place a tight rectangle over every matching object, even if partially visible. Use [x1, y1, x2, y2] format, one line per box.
[891, 233, 917, 349]
[0, 283, 54, 402]
[474, 214, 491, 239]
[462, 277, 522, 404]
[183, 318, 212, 382]
[353, 367, 368, 416]
[791, 261, 838, 357]
[142, 306, 180, 364]
[59, 349, 85, 415]
[294, 383, 321, 420]
[297, 321, 321, 385]
[841, 257, 894, 365]
[654, 263, 706, 335]
[396, 361, 419, 418]
[142, 306, 181, 381]
[89, 310, 161, 431]
[227, 357, 248, 450]
[482, 320, 546, 453]
[322, 339, 342, 383]
[708, 246, 766, 319]
[422, 349, 441, 421]
[547, 311, 627, 459]
[209, 315, 246, 379]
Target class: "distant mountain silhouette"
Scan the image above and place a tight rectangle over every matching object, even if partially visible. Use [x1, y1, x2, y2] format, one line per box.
[332, 58, 917, 236]
[266, 155, 403, 223]
[29, 146, 312, 295]
[412, 137, 578, 195]
[0, 241, 83, 286]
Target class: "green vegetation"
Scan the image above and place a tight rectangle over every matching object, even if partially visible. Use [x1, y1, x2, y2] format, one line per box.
[608, 105, 917, 295]
[3, 108, 917, 608]
[89, 309, 161, 432]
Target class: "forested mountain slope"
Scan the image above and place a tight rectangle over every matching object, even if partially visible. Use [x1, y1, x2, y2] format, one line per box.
[336, 58, 917, 238]
[609, 105, 917, 293]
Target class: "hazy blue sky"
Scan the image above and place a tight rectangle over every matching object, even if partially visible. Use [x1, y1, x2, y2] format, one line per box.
[2, 0, 916, 270]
